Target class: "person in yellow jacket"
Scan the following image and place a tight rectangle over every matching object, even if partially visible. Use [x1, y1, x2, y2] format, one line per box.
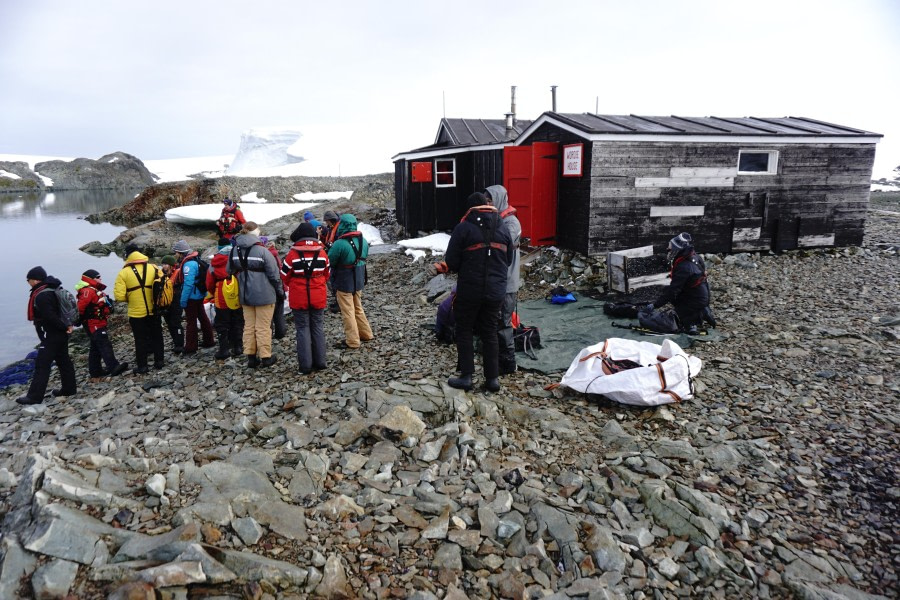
[114, 243, 165, 374]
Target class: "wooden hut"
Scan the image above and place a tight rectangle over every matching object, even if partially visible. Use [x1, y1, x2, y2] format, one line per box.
[393, 117, 531, 233]
[508, 113, 882, 254]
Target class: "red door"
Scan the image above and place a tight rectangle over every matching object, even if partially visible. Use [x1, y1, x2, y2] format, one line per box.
[503, 143, 559, 246]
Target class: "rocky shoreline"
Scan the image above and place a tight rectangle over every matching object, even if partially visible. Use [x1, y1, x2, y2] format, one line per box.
[0, 198, 897, 599]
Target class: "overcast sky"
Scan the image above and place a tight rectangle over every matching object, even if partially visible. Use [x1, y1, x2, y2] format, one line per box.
[1, 0, 898, 177]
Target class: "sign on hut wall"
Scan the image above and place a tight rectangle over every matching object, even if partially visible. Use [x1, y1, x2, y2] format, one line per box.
[562, 143, 583, 177]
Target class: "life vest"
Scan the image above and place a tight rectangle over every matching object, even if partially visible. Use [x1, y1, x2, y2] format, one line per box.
[217, 206, 243, 235]
[336, 231, 364, 268]
[285, 240, 329, 308]
[670, 252, 708, 288]
[460, 206, 507, 255]
[78, 286, 111, 321]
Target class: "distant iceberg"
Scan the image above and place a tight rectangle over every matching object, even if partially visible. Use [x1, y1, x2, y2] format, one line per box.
[226, 128, 304, 176]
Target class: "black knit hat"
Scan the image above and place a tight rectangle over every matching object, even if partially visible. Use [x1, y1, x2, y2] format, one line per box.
[124, 242, 140, 256]
[218, 236, 231, 248]
[466, 192, 487, 209]
[83, 269, 101, 279]
[290, 222, 318, 242]
[26, 266, 47, 281]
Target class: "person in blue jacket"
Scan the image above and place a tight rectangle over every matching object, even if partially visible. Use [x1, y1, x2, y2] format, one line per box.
[172, 240, 215, 354]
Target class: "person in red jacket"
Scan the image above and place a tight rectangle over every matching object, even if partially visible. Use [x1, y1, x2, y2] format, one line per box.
[281, 222, 330, 374]
[75, 269, 128, 380]
[207, 237, 244, 360]
[216, 198, 246, 240]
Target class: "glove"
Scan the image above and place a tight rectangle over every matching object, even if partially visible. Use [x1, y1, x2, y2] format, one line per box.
[427, 262, 448, 276]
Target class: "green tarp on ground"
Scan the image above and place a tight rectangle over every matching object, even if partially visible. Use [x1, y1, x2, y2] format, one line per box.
[515, 295, 723, 374]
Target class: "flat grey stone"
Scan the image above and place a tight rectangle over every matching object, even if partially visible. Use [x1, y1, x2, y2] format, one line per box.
[218, 549, 308, 587]
[0, 537, 37, 600]
[232, 517, 265, 546]
[315, 554, 352, 599]
[113, 524, 200, 563]
[145, 474, 166, 497]
[584, 523, 626, 573]
[432, 542, 462, 571]
[225, 448, 275, 474]
[248, 500, 307, 541]
[31, 558, 79, 599]
[23, 517, 104, 565]
[175, 544, 237, 584]
[138, 560, 206, 587]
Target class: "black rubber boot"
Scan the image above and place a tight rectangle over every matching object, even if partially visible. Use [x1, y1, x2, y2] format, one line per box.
[214, 340, 230, 360]
[484, 378, 501, 393]
[498, 360, 517, 376]
[247, 355, 261, 369]
[448, 374, 473, 391]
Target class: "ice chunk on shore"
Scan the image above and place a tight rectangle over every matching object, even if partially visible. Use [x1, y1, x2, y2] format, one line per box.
[165, 203, 317, 225]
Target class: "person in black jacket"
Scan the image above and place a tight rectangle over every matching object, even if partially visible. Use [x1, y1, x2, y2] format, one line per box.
[650, 232, 714, 334]
[17, 266, 77, 405]
[430, 193, 513, 392]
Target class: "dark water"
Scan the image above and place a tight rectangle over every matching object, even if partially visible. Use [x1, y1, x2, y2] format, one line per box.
[0, 190, 132, 368]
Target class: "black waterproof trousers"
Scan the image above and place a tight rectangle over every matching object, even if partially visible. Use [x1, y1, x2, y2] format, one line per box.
[129, 315, 165, 369]
[27, 330, 76, 399]
[497, 291, 517, 369]
[164, 304, 184, 352]
[214, 307, 244, 353]
[453, 296, 501, 380]
[87, 327, 121, 377]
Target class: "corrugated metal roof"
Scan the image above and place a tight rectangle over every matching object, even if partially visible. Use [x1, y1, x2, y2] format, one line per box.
[438, 118, 533, 146]
[548, 113, 880, 137]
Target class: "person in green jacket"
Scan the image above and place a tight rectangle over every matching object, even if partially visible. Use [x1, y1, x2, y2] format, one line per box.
[326, 214, 374, 349]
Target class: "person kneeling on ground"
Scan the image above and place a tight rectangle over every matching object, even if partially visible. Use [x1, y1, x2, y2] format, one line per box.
[227, 222, 283, 368]
[429, 193, 513, 393]
[76, 269, 128, 381]
[645, 232, 715, 334]
[282, 222, 330, 373]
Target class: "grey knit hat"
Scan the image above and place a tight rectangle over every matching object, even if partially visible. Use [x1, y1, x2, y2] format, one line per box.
[668, 232, 693, 251]
[323, 210, 339, 223]
[172, 240, 192, 253]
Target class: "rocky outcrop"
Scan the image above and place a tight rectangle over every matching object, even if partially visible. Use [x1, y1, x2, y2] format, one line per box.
[0, 161, 45, 193]
[88, 173, 393, 226]
[33, 152, 155, 190]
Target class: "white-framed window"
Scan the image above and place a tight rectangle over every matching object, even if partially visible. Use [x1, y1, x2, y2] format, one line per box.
[434, 158, 456, 187]
[737, 149, 779, 174]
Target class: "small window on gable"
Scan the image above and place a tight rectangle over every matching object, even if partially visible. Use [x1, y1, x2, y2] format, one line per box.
[738, 150, 778, 174]
[435, 158, 456, 187]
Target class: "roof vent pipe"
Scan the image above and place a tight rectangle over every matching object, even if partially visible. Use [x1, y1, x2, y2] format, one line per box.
[551, 85, 557, 112]
[505, 113, 515, 131]
[510, 86, 517, 126]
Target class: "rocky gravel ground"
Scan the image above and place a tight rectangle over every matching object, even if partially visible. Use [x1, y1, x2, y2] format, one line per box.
[0, 202, 897, 599]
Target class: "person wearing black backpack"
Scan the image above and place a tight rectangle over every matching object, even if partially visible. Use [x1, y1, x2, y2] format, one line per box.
[17, 266, 77, 405]
[114, 243, 165, 374]
[227, 222, 283, 368]
[172, 240, 215, 355]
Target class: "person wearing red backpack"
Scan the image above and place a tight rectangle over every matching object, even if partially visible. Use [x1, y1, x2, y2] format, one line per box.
[207, 237, 244, 360]
[281, 222, 330, 373]
[17, 266, 77, 405]
[216, 198, 246, 240]
[75, 269, 128, 381]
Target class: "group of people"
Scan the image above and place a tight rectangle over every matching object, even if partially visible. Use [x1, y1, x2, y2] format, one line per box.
[16, 205, 373, 405]
[16, 188, 712, 405]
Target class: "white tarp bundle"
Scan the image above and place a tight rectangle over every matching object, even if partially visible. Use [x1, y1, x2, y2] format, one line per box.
[558, 337, 702, 406]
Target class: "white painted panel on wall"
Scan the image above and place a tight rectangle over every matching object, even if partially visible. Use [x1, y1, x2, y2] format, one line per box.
[670, 167, 737, 177]
[798, 234, 835, 248]
[635, 177, 735, 188]
[650, 206, 705, 217]
[732, 227, 761, 241]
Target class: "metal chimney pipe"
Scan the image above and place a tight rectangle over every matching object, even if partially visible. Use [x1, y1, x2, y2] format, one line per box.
[505, 113, 514, 131]
[551, 86, 557, 112]
[510, 86, 517, 125]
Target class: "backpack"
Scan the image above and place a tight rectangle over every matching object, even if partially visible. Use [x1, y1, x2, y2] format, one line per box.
[152, 272, 174, 312]
[191, 257, 210, 294]
[222, 275, 241, 309]
[513, 324, 542, 360]
[637, 305, 680, 334]
[43, 287, 79, 327]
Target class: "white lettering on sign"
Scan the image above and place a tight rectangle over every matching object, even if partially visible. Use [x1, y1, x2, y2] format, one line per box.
[562, 143, 583, 177]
